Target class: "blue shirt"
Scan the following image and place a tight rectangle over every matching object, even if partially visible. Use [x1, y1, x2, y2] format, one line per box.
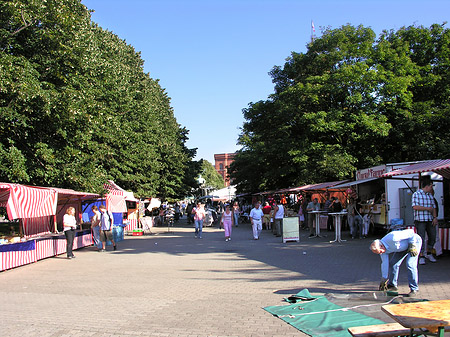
[379, 229, 421, 279]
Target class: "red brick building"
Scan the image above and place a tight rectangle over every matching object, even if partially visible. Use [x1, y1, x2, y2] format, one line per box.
[214, 153, 235, 187]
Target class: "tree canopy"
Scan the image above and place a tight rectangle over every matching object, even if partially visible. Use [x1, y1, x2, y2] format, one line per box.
[0, 0, 198, 199]
[199, 159, 225, 191]
[230, 23, 450, 193]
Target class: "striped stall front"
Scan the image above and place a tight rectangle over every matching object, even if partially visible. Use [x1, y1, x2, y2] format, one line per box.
[125, 218, 138, 232]
[22, 215, 53, 238]
[0, 241, 37, 271]
[440, 228, 450, 250]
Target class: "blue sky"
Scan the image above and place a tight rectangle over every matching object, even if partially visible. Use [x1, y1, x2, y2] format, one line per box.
[82, 0, 449, 164]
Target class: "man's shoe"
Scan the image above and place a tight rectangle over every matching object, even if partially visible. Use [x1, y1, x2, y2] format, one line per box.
[407, 290, 419, 297]
[387, 285, 398, 292]
[425, 254, 436, 262]
[419, 257, 426, 265]
[309, 234, 315, 238]
[113, 245, 117, 251]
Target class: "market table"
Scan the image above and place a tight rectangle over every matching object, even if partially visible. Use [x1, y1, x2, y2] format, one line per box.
[309, 211, 326, 238]
[381, 299, 450, 337]
[328, 212, 347, 243]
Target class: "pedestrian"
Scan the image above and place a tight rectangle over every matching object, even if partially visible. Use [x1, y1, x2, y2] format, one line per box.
[250, 201, 264, 240]
[306, 198, 320, 238]
[412, 176, 438, 265]
[273, 199, 285, 237]
[63, 207, 77, 259]
[232, 201, 240, 227]
[220, 204, 234, 241]
[90, 205, 102, 250]
[99, 205, 116, 251]
[370, 229, 422, 297]
[262, 202, 272, 230]
[192, 202, 206, 238]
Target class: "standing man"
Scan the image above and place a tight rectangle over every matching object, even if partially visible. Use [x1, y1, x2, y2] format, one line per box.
[412, 177, 438, 265]
[306, 198, 320, 238]
[273, 199, 285, 237]
[250, 201, 264, 240]
[99, 205, 117, 252]
[262, 202, 272, 230]
[370, 229, 422, 297]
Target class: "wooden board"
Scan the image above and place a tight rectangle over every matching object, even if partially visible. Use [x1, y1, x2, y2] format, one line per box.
[382, 300, 450, 333]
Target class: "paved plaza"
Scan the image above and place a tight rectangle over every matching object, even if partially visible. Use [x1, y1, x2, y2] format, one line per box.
[1, 219, 450, 337]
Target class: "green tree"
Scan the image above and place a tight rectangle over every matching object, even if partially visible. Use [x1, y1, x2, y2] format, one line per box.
[0, 0, 197, 199]
[231, 23, 450, 194]
[199, 159, 225, 191]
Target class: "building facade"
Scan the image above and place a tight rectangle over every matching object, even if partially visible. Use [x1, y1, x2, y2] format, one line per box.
[214, 153, 235, 187]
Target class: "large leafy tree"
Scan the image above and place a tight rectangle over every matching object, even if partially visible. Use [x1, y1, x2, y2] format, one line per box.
[231, 23, 450, 193]
[0, 0, 197, 199]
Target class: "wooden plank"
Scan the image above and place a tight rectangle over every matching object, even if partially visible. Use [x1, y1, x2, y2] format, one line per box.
[348, 323, 410, 337]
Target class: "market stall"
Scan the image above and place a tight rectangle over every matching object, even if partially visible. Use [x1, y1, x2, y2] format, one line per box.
[0, 183, 99, 271]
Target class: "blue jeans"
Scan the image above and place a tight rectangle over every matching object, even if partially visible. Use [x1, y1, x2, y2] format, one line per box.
[388, 240, 421, 291]
[195, 220, 203, 237]
[92, 226, 102, 249]
[353, 215, 363, 238]
[233, 213, 239, 226]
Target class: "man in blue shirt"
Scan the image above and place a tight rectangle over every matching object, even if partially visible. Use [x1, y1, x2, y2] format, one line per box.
[370, 229, 422, 297]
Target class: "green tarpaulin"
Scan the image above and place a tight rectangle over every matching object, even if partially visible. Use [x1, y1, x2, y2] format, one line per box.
[264, 289, 386, 337]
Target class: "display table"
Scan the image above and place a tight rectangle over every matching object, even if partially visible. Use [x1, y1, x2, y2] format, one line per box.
[1, 229, 93, 271]
[282, 217, 299, 243]
[328, 212, 347, 243]
[382, 299, 450, 336]
[309, 211, 326, 238]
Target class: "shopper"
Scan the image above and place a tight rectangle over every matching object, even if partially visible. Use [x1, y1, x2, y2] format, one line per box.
[63, 207, 77, 259]
[192, 202, 206, 239]
[99, 205, 116, 251]
[220, 204, 234, 241]
[250, 201, 264, 240]
[90, 205, 102, 250]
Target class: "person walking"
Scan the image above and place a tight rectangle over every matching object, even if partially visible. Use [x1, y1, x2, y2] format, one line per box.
[250, 201, 264, 240]
[262, 202, 272, 230]
[370, 229, 422, 297]
[412, 176, 438, 265]
[90, 205, 102, 250]
[193, 202, 206, 239]
[232, 201, 240, 227]
[99, 205, 116, 251]
[220, 204, 234, 241]
[63, 207, 77, 259]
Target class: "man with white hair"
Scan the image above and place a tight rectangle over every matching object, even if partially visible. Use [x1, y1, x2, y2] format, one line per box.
[370, 229, 422, 297]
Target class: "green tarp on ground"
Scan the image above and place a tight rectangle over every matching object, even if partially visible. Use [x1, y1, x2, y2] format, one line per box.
[264, 289, 386, 337]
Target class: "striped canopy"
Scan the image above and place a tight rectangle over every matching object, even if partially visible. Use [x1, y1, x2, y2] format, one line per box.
[0, 184, 57, 220]
[381, 159, 450, 179]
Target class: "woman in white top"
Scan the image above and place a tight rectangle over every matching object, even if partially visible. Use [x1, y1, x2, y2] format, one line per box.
[63, 207, 77, 259]
[221, 204, 234, 241]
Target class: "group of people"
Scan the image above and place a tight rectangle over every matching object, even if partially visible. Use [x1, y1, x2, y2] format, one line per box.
[62, 204, 117, 259]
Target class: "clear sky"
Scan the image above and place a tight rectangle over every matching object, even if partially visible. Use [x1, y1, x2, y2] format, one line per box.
[82, 0, 449, 164]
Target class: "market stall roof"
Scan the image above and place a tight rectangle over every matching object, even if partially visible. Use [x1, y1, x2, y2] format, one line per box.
[301, 180, 350, 191]
[381, 159, 450, 179]
[328, 177, 381, 190]
[0, 183, 101, 220]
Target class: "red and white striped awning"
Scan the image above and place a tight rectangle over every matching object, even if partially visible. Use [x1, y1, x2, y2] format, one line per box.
[381, 159, 450, 179]
[0, 183, 57, 220]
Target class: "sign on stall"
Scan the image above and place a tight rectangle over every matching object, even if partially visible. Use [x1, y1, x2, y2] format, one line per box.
[356, 165, 386, 180]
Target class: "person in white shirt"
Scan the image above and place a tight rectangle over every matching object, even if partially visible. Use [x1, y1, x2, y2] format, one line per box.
[273, 199, 285, 237]
[63, 207, 77, 259]
[250, 201, 264, 240]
